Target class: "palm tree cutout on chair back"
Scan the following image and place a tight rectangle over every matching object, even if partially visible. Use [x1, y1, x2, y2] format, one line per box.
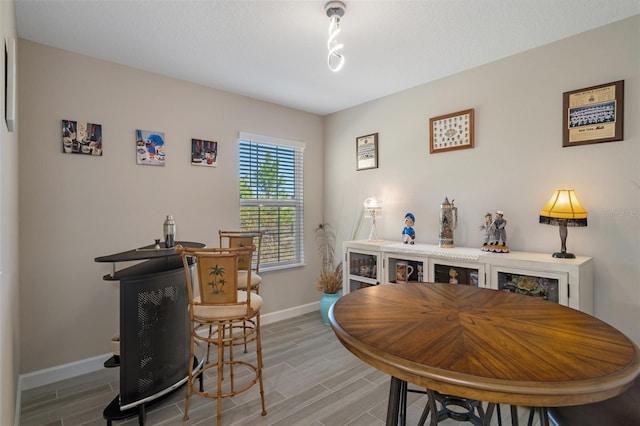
[208, 263, 227, 294]
[197, 255, 238, 304]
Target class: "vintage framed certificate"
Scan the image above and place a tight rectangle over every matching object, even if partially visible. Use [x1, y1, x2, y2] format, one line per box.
[356, 133, 378, 171]
[563, 80, 624, 147]
[429, 109, 474, 154]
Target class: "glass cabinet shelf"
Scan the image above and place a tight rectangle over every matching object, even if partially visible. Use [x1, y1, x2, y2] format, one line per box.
[492, 267, 567, 305]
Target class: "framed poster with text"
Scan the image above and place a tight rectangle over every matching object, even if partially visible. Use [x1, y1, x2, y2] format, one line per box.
[356, 133, 378, 171]
[563, 80, 624, 147]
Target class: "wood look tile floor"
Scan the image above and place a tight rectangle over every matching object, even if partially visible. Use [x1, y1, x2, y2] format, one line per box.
[20, 312, 542, 426]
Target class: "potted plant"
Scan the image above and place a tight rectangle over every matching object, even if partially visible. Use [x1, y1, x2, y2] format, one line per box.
[315, 223, 343, 325]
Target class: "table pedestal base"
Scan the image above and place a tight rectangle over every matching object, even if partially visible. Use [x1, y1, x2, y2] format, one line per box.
[527, 407, 550, 426]
[386, 377, 494, 426]
[385, 377, 550, 426]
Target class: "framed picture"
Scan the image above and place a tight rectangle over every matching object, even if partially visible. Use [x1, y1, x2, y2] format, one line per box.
[5, 37, 16, 132]
[136, 129, 165, 166]
[191, 138, 218, 167]
[429, 108, 474, 154]
[563, 80, 624, 147]
[356, 133, 378, 171]
[62, 120, 103, 156]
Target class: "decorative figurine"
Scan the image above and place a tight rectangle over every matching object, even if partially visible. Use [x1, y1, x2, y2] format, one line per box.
[479, 212, 493, 246]
[402, 213, 416, 244]
[448, 268, 459, 284]
[481, 210, 509, 253]
[492, 210, 507, 246]
[438, 197, 457, 248]
[416, 264, 424, 282]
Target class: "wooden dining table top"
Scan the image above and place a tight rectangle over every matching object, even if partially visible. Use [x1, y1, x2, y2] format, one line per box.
[329, 283, 640, 407]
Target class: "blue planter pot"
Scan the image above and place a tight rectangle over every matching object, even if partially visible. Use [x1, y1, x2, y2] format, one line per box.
[319, 292, 341, 326]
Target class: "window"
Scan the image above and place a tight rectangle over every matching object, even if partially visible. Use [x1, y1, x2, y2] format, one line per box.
[238, 132, 304, 270]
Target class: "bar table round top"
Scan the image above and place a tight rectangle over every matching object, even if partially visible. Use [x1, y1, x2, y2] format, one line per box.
[329, 283, 640, 407]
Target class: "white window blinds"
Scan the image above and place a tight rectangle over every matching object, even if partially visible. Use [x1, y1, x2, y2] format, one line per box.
[238, 133, 305, 269]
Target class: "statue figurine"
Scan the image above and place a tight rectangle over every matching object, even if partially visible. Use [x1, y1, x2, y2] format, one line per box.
[402, 213, 416, 244]
[492, 210, 507, 246]
[448, 268, 459, 284]
[481, 210, 509, 253]
[479, 212, 493, 246]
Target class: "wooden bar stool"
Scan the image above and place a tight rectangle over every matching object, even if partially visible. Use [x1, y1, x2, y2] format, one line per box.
[219, 230, 264, 352]
[176, 245, 266, 426]
[218, 230, 264, 293]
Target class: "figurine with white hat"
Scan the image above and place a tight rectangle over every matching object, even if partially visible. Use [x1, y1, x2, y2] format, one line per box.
[482, 210, 509, 252]
[492, 210, 507, 247]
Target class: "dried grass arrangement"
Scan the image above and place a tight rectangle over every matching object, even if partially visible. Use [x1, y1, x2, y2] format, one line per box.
[316, 263, 343, 294]
[315, 223, 343, 294]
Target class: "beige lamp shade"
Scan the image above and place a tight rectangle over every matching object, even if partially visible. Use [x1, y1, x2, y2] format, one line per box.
[539, 189, 587, 258]
[539, 189, 587, 225]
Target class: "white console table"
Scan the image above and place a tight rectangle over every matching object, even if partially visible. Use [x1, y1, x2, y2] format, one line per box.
[343, 240, 593, 314]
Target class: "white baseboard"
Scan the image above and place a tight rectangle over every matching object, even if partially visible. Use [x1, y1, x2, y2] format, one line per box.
[18, 302, 319, 392]
[260, 301, 318, 325]
[19, 353, 112, 391]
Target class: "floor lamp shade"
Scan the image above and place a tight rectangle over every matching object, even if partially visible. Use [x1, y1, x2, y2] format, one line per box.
[539, 189, 587, 258]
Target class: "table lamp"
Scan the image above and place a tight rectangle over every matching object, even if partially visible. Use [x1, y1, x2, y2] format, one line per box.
[539, 189, 587, 258]
[363, 196, 382, 240]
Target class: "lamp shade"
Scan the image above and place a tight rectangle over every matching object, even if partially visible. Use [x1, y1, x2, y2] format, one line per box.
[539, 189, 587, 227]
[363, 197, 382, 218]
[363, 196, 381, 240]
[363, 196, 381, 210]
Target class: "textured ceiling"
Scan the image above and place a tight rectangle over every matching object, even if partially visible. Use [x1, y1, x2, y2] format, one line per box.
[15, 0, 639, 116]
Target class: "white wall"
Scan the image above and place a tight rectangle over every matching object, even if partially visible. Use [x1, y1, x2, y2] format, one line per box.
[0, 1, 20, 424]
[18, 40, 324, 374]
[324, 16, 640, 344]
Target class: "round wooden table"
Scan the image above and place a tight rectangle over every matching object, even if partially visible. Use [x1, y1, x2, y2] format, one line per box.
[329, 283, 640, 425]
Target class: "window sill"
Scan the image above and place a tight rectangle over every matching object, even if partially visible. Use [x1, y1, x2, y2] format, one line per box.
[261, 262, 306, 273]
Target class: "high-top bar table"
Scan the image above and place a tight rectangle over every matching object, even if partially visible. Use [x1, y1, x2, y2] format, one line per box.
[329, 283, 640, 426]
[95, 241, 205, 425]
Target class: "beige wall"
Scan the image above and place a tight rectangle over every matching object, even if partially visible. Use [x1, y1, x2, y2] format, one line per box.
[324, 16, 640, 344]
[18, 40, 324, 374]
[1, 1, 19, 424]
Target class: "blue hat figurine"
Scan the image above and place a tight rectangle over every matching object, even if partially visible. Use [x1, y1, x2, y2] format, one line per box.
[402, 213, 416, 244]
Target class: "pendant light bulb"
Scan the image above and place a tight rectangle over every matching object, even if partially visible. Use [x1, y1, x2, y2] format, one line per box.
[325, 2, 346, 72]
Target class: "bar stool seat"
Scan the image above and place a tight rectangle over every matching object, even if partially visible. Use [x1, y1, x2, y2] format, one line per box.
[238, 269, 262, 289]
[548, 375, 640, 426]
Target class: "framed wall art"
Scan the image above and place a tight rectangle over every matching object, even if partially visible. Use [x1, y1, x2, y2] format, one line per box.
[136, 129, 165, 166]
[563, 80, 624, 147]
[5, 37, 16, 132]
[429, 108, 474, 154]
[62, 120, 103, 156]
[191, 138, 218, 167]
[356, 133, 378, 171]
